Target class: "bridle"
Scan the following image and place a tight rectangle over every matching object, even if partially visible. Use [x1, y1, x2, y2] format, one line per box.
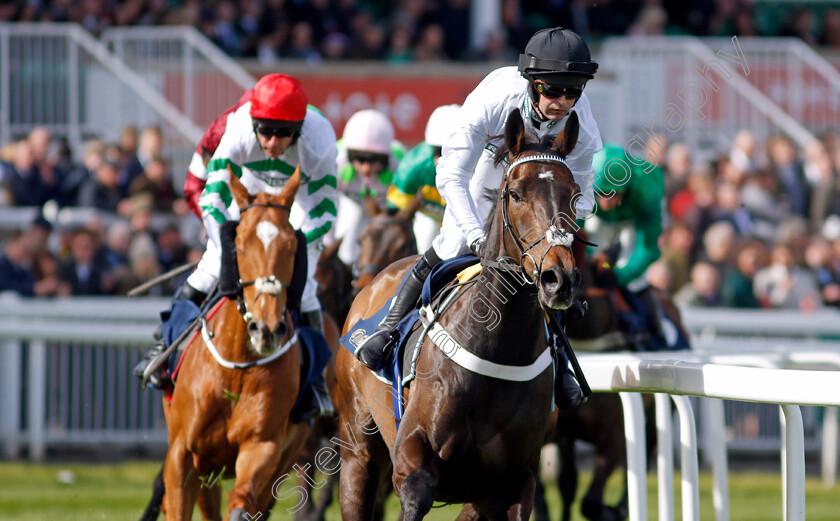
[235, 202, 293, 322]
[482, 153, 582, 284]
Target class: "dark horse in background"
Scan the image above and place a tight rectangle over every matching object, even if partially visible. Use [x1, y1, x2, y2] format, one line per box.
[336, 108, 582, 521]
[534, 250, 690, 521]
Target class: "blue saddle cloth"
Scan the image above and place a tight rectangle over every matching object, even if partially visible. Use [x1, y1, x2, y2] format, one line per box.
[339, 254, 479, 424]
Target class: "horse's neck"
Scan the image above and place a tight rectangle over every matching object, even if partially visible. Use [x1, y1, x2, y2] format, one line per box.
[211, 301, 250, 357]
[449, 267, 546, 365]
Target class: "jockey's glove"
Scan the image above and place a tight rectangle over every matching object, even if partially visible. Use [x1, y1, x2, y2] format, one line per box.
[469, 234, 487, 256]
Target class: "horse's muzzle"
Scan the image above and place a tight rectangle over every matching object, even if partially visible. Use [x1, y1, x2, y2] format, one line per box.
[538, 266, 580, 310]
[247, 317, 290, 355]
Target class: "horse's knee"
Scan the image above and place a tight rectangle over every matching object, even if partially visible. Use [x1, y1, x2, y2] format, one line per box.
[399, 469, 436, 521]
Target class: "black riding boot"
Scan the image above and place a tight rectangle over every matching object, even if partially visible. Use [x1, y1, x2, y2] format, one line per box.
[298, 309, 335, 420]
[133, 284, 208, 389]
[355, 249, 441, 371]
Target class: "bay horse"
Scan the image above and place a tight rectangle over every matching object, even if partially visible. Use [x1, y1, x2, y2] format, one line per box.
[161, 166, 330, 521]
[352, 193, 423, 293]
[335, 108, 582, 521]
[535, 252, 689, 521]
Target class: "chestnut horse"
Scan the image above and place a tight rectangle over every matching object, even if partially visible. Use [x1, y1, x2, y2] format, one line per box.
[161, 167, 327, 521]
[336, 109, 583, 521]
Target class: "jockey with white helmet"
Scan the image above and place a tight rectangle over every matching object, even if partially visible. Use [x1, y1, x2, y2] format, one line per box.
[387, 104, 460, 251]
[136, 73, 338, 420]
[356, 28, 603, 409]
[330, 109, 405, 265]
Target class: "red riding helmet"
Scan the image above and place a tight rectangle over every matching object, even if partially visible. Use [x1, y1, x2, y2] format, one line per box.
[249, 73, 308, 122]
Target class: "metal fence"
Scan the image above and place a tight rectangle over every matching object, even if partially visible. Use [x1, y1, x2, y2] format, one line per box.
[0, 23, 201, 182]
[101, 26, 255, 136]
[0, 296, 167, 460]
[595, 36, 818, 153]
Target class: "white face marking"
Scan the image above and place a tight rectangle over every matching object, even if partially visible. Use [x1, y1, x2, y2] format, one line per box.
[538, 171, 553, 180]
[256, 221, 279, 251]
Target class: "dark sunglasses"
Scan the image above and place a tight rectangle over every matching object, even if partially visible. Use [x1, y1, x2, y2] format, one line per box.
[534, 80, 583, 100]
[348, 151, 387, 165]
[253, 123, 298, 139]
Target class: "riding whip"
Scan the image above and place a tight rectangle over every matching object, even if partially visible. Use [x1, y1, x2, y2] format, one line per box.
[127, 262, 197, 297]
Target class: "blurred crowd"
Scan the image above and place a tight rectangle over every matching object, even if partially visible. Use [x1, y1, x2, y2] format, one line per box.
[0, 125, 202, 298]
[2, 0, 840, 64]
[4, 120, 840, 314]
[649, 129, 840, 312]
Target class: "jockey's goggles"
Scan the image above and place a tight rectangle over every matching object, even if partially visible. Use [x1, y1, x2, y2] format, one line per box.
[430, 146, 442, 158]
[252, 119, 302, 139]
[348, 150, 388, 165]
[534, 80, 583, 100]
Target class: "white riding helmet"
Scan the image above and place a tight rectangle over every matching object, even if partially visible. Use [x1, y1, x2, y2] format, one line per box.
[424, 104, 461, 147]
[342, 109, 394, 155]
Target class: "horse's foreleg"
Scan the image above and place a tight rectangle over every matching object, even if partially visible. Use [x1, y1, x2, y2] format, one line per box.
[337, 417, 391, 521]
[488, 472, 537, 521]
[226, 440, 283, 521]
[532, 476, 551, 521]
[163, 442, 200, 521]
[581, 441, 623, 521]
[393, 429, 439, 521]
[139, 463, 166, 521]
[557, 437, 578, 521]
[197, 483, 222, 521]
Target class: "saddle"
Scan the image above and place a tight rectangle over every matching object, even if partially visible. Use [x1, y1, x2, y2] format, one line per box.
[340, 254, 570, 426]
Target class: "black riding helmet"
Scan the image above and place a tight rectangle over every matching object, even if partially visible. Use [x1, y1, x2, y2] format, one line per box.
[519, 27, 598, 88]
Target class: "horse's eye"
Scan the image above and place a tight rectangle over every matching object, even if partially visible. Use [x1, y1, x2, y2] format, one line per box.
[509, 190, 522, 202]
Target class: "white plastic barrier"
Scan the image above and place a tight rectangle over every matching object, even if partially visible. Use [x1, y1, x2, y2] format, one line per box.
[580, 355, 840, 521]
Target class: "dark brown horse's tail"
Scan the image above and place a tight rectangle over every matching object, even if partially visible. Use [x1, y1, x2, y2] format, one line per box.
[139, 463, 165, 521]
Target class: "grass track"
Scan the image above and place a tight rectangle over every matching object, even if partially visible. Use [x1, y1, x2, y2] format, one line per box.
[0, 461, 839, 520]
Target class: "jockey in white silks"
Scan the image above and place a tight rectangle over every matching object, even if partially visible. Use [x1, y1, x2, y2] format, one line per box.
[328, 109, 405, 265]
[354, 27, 603, 409]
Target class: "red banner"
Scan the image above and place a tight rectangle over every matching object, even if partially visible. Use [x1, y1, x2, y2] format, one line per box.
[296, 75, 482, 146]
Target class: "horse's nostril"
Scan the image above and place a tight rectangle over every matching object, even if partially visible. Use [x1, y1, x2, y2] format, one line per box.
[540, 269, 560, 289]
[275, 321, 288, 339]
[247, 321, 260, 334]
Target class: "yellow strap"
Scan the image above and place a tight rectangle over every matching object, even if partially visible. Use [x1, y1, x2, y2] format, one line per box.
[456, 263, 482, 283]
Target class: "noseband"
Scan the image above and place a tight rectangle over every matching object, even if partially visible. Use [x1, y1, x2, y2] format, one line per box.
[495, 154, 577, 283]
[235, 202, 293, 322]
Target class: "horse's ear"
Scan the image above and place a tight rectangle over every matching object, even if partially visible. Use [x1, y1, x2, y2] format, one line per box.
[228, 165, 252, 208]
[396, 191, 423, 222]
[279, 164, 302, 206]
[504, 109, 526, 157]
[364, 191, 383, 218]
[321, 237, 342, 261]
[552, 111, 579, 158]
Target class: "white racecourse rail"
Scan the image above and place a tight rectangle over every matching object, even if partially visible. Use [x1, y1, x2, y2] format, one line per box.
[579, 354, 840, 521]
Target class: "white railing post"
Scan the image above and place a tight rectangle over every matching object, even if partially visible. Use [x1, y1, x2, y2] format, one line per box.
[704, 398, 730, 521]
[0, 340, 22, 458]
[781, 404, 805, 521]
[620, 392, 647, 521]
[27, 340, 47, 462]
[655, 393, 674, 521]
[821, 407, 838, 489]
[672, 395, 700, 521]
